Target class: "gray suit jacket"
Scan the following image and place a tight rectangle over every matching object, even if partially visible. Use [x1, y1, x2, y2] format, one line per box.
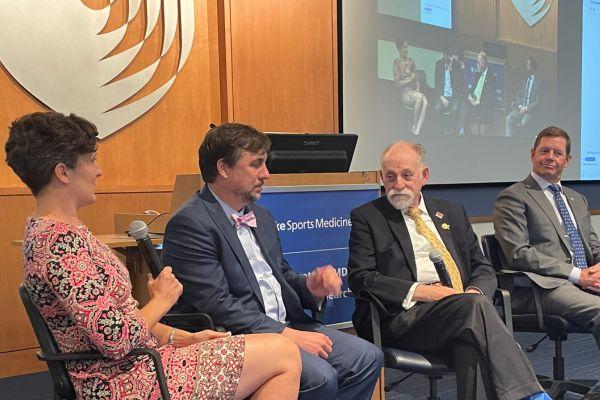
[513, 75, 542, 113]
[493, 174, 600, 289]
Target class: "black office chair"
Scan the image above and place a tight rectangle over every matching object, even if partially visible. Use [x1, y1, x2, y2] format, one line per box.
[19, 284, 171, 400]
[358, 281, 513, 399]
[481, 234, 596, 399]
[359, 291, 452, 400]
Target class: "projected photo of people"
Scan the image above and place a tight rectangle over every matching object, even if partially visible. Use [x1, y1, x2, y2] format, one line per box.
[344, 1, 580, 183]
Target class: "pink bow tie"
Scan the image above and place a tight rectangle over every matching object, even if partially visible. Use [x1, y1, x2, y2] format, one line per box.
[232, 211, 257, 229]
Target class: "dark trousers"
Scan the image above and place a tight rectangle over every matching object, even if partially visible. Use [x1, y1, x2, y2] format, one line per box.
[385, 294, 542, 400]
[292, 322, 384, 400]
[459, 99, 493, 135]
[434, 96, 460, 134]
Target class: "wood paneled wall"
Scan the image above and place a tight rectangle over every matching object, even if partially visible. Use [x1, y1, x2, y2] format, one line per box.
[225, 0, 339, 133]
[497, 0, 557, 52]
[0, 0, 339, 377]
[457, 0, 557, 52]
[457, 0, 496, 41]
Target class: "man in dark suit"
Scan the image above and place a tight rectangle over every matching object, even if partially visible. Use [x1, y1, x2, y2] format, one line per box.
[348, 141, 549, 400]
[459, 51, 497, 135]
[434, 44, 464, 135]
[505, 58, 542, 137]
[162, 123, 383, 400]
[493, 127, 600, 399]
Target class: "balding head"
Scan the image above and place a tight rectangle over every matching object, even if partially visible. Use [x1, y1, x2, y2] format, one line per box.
[381, 141, 425, 167]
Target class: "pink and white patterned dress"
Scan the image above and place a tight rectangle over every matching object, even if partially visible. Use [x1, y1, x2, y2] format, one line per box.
[23, 218, 245, 400]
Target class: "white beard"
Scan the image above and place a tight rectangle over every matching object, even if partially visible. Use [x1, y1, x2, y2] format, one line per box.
[386, 188, 415, 211]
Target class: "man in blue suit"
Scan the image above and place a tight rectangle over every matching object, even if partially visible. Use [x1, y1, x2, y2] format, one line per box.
[162, 123, 383, 399]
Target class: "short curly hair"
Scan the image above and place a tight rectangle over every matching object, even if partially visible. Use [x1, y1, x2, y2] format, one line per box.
[5, 112, 98, 196]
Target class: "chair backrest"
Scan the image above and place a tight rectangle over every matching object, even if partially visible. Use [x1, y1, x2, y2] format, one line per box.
[19, 284, 76, 400]
[170, 173, 203, 213]
[480, 234, 508, 271]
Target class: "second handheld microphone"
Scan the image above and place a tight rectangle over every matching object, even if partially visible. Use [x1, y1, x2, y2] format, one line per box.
[429, 249, 452, 287]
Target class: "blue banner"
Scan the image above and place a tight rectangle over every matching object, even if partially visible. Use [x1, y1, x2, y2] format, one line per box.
[257, 185, 380, 326]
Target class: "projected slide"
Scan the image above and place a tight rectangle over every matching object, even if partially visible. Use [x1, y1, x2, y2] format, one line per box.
[378, 0, 452, 29]
[581, 0, 600, 179]
[342, 1, 586, 183]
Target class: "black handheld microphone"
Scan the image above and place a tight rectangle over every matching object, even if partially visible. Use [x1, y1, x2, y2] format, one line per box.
[429, 249, 452, 287]
[129, 220, 163, 278]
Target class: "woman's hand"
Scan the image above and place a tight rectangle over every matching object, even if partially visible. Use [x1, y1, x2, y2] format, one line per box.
[170, 329, 232, 348]
[147, 266, 182, 308]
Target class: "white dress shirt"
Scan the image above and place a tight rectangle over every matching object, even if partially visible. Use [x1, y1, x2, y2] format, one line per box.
[209, 187, 287, 322]
[400, 195, 482, 309]
[530, 171, 582, 283]
[401, 196, 450, 309]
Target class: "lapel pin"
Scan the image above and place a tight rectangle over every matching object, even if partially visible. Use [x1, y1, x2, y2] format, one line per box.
[435, 211, 444, 219]
[441, 223, 451, 230]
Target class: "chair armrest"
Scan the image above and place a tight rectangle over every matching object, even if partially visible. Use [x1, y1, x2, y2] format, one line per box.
[161, 312, 226, 332]
[355, 291, 393, 349]
[493, 288, 513, 335]
[357, 291, 394, 318]
[37, 351, 104, 362]
[368, 301, 383, 349]
[162, 312, 214, 328]
[496, 270, 544, 330]
[38, 348, 170, 399]
[128, 348, 170, 400]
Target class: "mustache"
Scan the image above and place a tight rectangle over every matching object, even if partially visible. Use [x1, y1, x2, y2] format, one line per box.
[387, 188, 412, 196]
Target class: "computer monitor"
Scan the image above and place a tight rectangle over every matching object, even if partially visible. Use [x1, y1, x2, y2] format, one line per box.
[266, 133, 358, 174]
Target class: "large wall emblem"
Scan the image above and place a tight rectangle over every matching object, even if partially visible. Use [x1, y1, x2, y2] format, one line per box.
[512, 0, 553, 27]
[0, 1, 195, 139]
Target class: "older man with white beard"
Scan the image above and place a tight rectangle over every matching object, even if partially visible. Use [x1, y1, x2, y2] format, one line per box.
[347, 141, 551, 400]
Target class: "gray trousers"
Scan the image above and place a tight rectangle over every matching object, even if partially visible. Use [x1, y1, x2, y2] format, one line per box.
[386, 294, 542, 400]
[505, 109, 531, 137]
[513, 282, 600, 341]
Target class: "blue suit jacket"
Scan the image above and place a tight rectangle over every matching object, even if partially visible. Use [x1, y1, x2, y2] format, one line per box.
[162, 186, 316, 334]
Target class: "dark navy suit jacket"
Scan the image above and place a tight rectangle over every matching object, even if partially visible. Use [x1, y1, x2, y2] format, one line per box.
[162, 186, 316, 334]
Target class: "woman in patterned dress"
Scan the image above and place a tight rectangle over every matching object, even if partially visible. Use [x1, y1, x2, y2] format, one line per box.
[393, 39, 428, 136]
[6, 112, 301, 400]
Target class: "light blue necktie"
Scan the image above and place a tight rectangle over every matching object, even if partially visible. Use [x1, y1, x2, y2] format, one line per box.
[548, 184, 587, 268]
